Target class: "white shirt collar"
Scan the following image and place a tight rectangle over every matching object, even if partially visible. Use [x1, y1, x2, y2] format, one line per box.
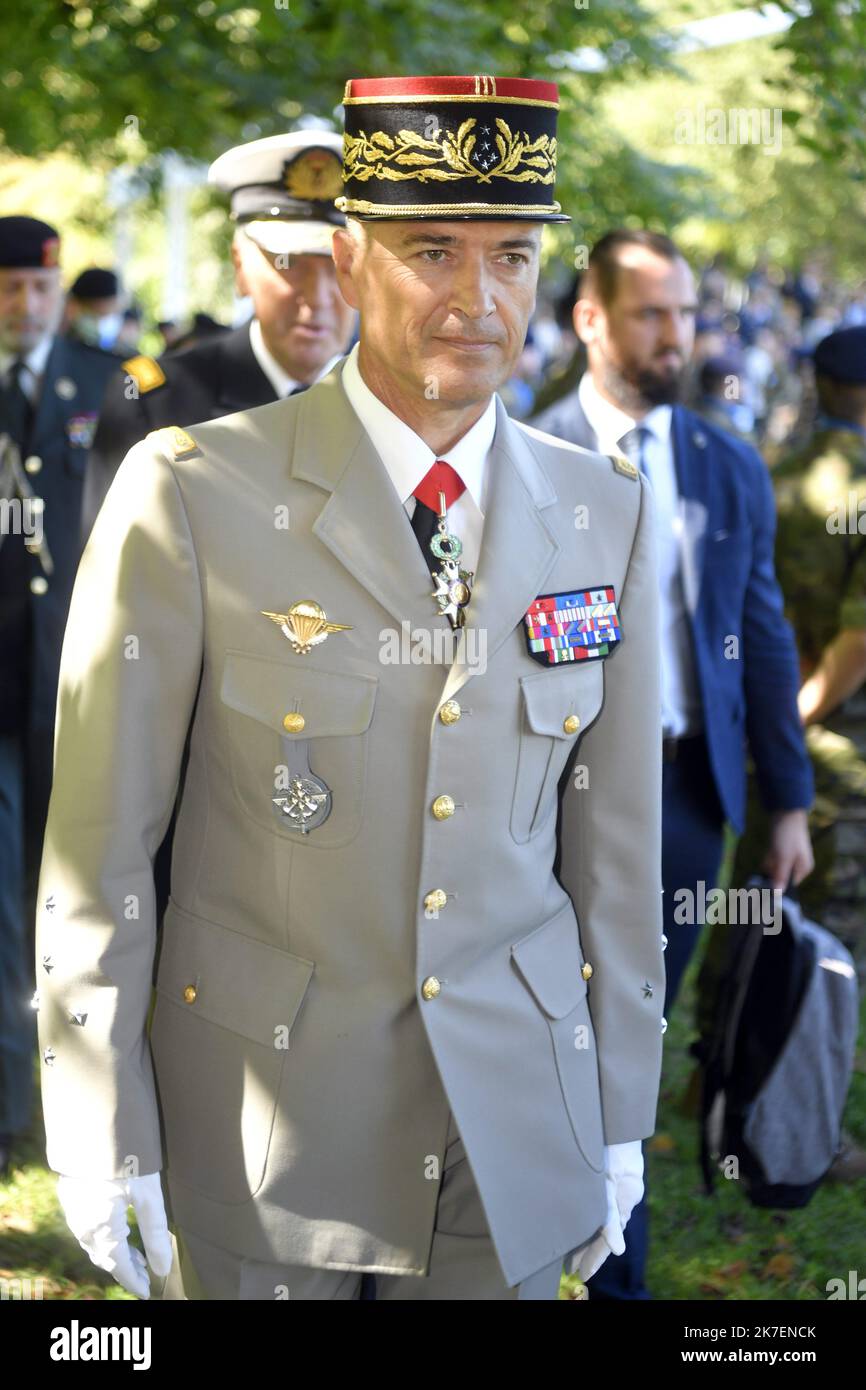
[248, 318, 343, 398]
[578, 370, 672, 452]
[340, 341, 495, 511]
[0, 332, 53, 384]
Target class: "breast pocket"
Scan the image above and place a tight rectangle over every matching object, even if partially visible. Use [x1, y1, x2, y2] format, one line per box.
[511, 902, 605, 1171]
[219, 650, 378, 849]
[148, 899, 315, 1204]
[510, 661, 605, 843]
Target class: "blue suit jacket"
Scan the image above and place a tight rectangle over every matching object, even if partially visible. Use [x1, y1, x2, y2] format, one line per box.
[531, 389, 814, 832]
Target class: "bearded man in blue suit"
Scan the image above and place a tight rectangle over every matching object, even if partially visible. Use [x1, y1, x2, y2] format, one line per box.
[532, 229, 815, 1300]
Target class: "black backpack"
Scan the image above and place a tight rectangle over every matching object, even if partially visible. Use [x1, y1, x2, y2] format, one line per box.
[692, 876, 859, 1209]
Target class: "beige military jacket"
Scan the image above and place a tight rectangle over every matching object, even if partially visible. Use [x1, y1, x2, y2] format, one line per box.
[36, 359, 664, 1287]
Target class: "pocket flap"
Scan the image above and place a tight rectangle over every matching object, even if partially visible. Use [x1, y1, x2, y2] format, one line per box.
[221, 650, 378, 737]
[155, 899, 314, 1046]
[511, 904, 588, 1019]
[519, 661, 604, 739]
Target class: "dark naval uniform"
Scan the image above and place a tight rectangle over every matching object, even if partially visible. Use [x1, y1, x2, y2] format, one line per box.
[83, 324, 276, 534]
[1, 325, 121, 1142]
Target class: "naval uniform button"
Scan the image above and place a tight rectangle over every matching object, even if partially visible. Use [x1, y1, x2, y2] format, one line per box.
[282, 712, 305, 733]
[661, 933, 668, 952]
[30, 576, 48, 595]
[581, 961, 593, 981]
[24, 455, 42, 474]
[431, 794, 455, 820]
[421, 976, 441, 1000]
[661, 1016, 668, 1034]
[424, 888, 448, 913]
[439, 700, 461, 725]
[183, 985, 197, 1004]
[563, 714, 581, 735]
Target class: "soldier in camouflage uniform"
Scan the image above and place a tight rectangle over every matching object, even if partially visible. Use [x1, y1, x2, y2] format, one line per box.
[729, 326, 866, 952]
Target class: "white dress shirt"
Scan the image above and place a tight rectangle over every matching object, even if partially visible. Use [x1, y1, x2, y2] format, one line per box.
[248, 318, 342, 399]
[577, 371, 702, 737]
[340, 341, 496, 577]
[0, 333, 53, 404]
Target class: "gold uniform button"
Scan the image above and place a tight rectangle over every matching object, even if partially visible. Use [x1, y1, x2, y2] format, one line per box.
[439, 700, 461, 725]
[282, 712, 305, 733]
[563, 714, 581, 735]
[424, 889, 448, 913]
[24, 455, 42, 474]
[581, 962, 593, 981]
[183, 985, 197, 1004]
[431, 794, 455, 820]
[421, 976, 441, 1000]
[30, 576, 48, 595]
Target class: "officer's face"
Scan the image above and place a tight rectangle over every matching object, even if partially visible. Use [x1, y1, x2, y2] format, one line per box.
[233, 239, 355, 380]
[0, 267, 63, 355]
[333, 219, 541, 407]
[577, 250, 698, 409]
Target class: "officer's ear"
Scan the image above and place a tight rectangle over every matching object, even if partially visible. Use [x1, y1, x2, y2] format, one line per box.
[231, 234, 251, 298]
[331, 226, 362, 312]
[574, 296, 600, 347]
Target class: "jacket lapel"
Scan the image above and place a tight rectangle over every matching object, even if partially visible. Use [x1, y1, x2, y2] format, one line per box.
[671, 406, 711, 614]
[29, 337, 72, 454]
[293, 362, 451, 637]
[441, 400, 560, 701]
[214, 325, 277, 415]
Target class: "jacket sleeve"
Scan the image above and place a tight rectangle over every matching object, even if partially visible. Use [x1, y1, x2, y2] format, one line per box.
[740, 449, 815, 813]
[36, 435, 203, 1178]
[556, 471, 665, 1144]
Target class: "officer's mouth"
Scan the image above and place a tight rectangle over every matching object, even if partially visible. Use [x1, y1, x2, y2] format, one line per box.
[434, 338, 501, 353]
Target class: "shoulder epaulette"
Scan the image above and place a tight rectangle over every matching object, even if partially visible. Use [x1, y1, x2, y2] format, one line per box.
[151, 425, 201, 460]
[609, 453, 639, 481]
[122, 354, 166, 394]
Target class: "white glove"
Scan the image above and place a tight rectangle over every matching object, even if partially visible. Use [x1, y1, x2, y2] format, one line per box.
[56, 1171, 172, 1299]
[566, 1140, 644, 1282]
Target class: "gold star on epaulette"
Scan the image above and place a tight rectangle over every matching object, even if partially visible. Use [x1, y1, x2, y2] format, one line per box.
[610, 453, 638, 481]
[122, 355, 166, 394]
[152, 425, 201, 460]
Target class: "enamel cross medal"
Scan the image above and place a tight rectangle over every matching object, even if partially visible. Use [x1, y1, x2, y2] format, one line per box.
[429, 488, 474, 629]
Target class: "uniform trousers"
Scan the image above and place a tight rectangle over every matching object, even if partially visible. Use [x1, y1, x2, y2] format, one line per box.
[153, 1109, 564, 1301]
[0, 732, 36, 1135]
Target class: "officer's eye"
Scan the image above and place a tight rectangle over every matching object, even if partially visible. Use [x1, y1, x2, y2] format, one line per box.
[419, 248, 449, 263]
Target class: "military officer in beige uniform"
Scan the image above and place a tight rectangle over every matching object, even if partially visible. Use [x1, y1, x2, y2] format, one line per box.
[36, 75, 665, 1301]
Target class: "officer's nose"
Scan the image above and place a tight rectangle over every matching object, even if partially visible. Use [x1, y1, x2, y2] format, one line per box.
[450, 254, 496, 323]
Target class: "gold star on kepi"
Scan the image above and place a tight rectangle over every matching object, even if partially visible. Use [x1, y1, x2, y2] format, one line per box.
[261, 600, 353, 655]
[336, 75, 570, 222]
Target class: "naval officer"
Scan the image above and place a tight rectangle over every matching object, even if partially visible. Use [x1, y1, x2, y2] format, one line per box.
[83, 129, 356, 534]
[37, 74, 665, 1300]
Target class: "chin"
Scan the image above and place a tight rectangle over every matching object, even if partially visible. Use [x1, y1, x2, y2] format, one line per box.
[426, 356, 504, 403]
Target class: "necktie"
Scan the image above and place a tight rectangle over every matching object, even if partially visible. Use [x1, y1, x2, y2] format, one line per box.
[410, 458, 466, 559]
[0, 360, 34, 450]
[617, 425, 650, 477]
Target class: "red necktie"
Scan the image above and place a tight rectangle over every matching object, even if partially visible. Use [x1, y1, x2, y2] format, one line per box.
[411, 459, 465, 557]
[413, 458, 466, 512]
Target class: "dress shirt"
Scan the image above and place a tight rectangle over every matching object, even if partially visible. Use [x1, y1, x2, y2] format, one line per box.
[340, 341, 496, 577]
[577, 371, 702, 737]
